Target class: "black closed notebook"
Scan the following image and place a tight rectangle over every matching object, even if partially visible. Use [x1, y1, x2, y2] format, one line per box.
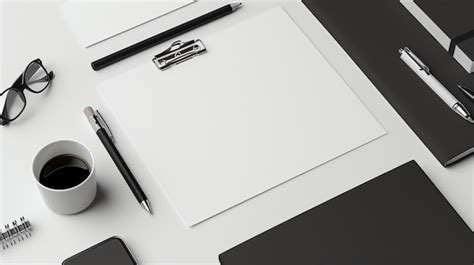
[219, 161, 473, 265]
[302, 0, 473, 166]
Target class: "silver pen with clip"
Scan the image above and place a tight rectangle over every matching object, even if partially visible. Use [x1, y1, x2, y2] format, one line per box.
[399, 47, 473, 123]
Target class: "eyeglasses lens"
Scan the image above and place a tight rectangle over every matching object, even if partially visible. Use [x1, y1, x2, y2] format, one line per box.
[24, 61, 49, 92]
[0, 89, 26, 120]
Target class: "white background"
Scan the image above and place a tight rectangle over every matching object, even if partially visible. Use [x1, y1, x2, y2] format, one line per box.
[1, 1, 472, 264]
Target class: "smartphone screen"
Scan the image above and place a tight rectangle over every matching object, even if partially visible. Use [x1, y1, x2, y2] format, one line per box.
[62, 237, 137, 265]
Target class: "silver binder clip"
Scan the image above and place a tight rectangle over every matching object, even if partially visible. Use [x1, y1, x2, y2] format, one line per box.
[153, 39, 206, 70]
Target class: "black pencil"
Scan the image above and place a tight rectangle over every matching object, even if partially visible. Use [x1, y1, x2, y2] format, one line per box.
[91, 3, 242, 71]
[84, 107, 152, 214]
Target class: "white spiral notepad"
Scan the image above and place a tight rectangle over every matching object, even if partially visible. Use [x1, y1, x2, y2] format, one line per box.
[98, 7, 386, 226]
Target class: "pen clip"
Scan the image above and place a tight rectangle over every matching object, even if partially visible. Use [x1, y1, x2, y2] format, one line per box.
[96, 110, 115, 143]
[400, 47, 430, 75]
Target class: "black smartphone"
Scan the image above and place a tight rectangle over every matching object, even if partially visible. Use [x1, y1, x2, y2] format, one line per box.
[62, 237, 137, 265]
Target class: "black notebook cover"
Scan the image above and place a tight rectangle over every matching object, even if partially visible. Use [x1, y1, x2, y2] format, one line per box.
[301, 0, 473, 166]
[219, 161, 473, 265]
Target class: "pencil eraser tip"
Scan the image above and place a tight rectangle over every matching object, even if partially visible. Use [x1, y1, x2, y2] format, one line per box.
[83, 107, 94, 118]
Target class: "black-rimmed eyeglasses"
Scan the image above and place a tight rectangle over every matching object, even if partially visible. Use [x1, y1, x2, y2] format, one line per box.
[0, 58, 54, 126]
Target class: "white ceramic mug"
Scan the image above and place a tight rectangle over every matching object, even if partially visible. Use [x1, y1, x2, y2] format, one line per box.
[32, 140, 96, 214]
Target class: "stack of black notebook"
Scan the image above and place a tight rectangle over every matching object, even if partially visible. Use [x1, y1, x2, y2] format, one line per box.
[401, 0, 474, 73]
[301, 0, 473, 166]
[219, 161, 473, 264]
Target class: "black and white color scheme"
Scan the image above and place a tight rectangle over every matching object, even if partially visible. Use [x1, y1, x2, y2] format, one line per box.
[62, 237, 137, 265]
[2, 1, 473, 263]
[0, 217, 32, 250]
[401, 0, 474, 73]
[219, 161, 473, 265]
[303, 0, 474, 167]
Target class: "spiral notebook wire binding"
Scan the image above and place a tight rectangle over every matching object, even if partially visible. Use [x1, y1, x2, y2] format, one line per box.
[0, 217, 32, 250]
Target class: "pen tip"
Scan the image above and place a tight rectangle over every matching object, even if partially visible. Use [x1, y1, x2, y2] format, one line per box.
[231, 3, 242, 11]
[141, 200, 152, 214]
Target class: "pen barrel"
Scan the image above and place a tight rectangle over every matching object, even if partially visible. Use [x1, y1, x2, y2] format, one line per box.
[422, 77, 458, 107]
[97, 129, 147, 203]
[400, 53, 458, 108]
[91, 4, 233, 70]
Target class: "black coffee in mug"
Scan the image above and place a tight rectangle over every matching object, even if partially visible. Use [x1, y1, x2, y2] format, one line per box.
[39, 154, 90, 190]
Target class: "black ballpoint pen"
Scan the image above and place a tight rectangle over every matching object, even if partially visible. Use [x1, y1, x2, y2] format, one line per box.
[91, 3, 242, 70]
[84, 107, 152, 214]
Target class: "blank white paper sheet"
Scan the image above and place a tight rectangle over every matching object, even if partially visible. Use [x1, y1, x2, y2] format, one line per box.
[61, 0, 194, 48]
[98, 7, 386, 226]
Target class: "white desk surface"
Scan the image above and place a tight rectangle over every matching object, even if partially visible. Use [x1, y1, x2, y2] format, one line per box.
[1, 1, 472, 264]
